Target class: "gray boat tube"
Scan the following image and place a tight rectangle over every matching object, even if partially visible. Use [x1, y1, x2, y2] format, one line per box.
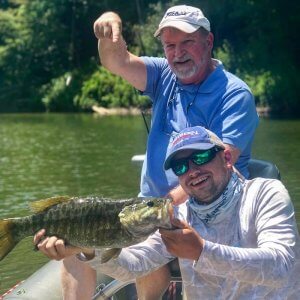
[2, 261, 63, 300]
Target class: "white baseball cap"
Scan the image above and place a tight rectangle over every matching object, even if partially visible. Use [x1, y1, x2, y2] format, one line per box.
[154, 5, 210, 37]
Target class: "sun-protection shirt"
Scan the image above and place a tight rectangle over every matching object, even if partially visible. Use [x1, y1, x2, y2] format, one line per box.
[139, 57, 259, 197]
[89, 177, 300, 299]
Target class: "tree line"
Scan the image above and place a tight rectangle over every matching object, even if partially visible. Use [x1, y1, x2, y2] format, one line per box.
[0, 0, 299, 117]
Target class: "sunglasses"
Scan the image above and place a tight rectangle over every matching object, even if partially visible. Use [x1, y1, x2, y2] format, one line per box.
[170, 148, 221, 176]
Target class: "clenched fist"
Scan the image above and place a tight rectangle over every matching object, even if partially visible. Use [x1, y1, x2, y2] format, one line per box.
[93, 12, 122, 42]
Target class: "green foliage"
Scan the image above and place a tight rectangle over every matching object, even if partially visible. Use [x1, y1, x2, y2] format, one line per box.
[243, 71, 276, 107]
[41, 72, 78, 112]
[204, 0, 300, 117]
[0, 0, 299, 116]
[131, 0, 181, 56]
[213, 40, 234, 69]
[75, 67, 150, 109]
[0, 10, 17, 45]
[215, 41, 276, 108]
[40, 61, 102, 112]
[131, 2, 164, 56]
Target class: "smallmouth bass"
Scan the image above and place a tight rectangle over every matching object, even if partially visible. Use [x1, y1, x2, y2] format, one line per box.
[0, 196, 173, 263]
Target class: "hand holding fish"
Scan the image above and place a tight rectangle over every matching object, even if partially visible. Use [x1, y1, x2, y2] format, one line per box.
[34, 229, 94, 261]
[93, 12, 122, 43]
[159, 218, 204, 261]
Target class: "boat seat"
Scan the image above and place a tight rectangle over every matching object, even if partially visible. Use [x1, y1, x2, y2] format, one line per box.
[248, 158, 280, 180]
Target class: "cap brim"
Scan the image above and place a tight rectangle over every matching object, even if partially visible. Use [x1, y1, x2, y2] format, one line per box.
[154, 20, 200, 37]
[164, 143, 214, 170]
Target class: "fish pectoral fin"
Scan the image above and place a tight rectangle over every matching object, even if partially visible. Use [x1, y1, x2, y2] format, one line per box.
[100, 248, 122, 263]
[29, 196, 71, 213]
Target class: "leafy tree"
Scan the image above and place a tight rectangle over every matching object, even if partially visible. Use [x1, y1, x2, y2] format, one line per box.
[0, 0, 299, 116]
[201, 0, 299, 116]
[75, 66, 149, 110]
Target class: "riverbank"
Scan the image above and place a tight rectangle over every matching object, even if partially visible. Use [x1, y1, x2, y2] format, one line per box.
[92, 105, 141, 116]
[92, 105, 271, 117]
[256, 106, 271, 117]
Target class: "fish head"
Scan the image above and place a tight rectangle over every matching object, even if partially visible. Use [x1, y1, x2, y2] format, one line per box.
[118, 198, 173, 238]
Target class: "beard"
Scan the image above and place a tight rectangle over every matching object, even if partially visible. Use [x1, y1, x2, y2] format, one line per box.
[170, 54, 206, 82]
[171, 55, 197, 80]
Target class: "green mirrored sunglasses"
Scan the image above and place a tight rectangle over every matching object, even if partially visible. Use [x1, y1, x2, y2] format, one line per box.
[170, 148, 221, 176]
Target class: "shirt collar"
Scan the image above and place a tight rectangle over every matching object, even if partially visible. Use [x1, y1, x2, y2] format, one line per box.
[176, 59, 225, 94]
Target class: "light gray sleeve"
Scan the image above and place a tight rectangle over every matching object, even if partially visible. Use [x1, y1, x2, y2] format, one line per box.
[87, 230, 175, 281]
[194, 180, 298, 287]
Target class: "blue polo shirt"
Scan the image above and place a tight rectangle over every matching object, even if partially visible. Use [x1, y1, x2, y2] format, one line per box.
[139, 57, 259, 197]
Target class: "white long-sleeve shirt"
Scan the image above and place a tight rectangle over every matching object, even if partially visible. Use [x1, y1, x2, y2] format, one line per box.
[88, 178, 300, 299]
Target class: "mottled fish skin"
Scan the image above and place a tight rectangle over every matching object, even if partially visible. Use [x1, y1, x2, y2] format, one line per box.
[119, 198, 173, 241]
[12, 197, 142, 248]
[0, 196, 172, 261]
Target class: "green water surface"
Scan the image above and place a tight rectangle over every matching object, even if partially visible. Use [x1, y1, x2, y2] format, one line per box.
[0, 114, 299, 295]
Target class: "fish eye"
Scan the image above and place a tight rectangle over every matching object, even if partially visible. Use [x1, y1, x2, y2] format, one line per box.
[147, 201, 154, 207]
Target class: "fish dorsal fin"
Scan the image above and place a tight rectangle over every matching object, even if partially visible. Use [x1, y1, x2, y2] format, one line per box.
[29, 196, 71, 213]
[100, 248, 122, 263]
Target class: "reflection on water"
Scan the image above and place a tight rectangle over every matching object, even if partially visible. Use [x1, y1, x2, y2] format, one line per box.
[0, 114, 299, 295]
[251, 118, 300, 219]
[0, 113, 146, 294]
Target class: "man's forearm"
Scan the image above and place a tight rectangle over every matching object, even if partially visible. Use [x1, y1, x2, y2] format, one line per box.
[86, 233, 174, 281]
[98, 37, 129, 73]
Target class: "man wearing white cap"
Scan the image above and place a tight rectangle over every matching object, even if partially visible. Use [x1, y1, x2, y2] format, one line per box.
[93, 4, 258, 200]
[154, 5, 211, 37]
[34, 5, 259, 299]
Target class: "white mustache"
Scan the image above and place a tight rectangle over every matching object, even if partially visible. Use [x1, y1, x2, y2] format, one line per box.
[172, 55, 192, 63]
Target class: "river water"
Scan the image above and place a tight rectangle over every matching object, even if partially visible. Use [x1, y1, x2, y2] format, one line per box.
[0, 113, 299, 295]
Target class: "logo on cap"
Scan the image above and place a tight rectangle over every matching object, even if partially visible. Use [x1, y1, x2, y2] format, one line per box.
[165, 9, 200, 18]
[165, 10, 187, 17]
[172, 130, 199, 147]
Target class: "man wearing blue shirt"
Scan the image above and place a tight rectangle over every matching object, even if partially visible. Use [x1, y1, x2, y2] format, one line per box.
[95, 5, 258, 202]
[140, 56, 257, 198]
[35, 5, 259, 299]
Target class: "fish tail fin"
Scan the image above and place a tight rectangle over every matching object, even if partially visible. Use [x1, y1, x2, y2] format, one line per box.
[0, 219, 18, 261]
